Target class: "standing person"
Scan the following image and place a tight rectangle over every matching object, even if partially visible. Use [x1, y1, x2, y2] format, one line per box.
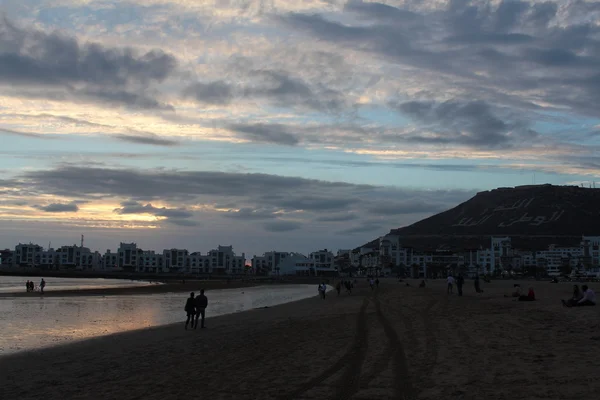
[447, 275, 454, 294]
[369, 278, 375, 290]
[474, 275, 482, 293]
[375, 278, 380, 288]
[26, 280, 30, 292]
[335, 281, 341, 296]
[39, 278, 46, 294]
[320, 283, 327, 299]
[194, 289, 208, 329]
[184, 292, 195, 330]
[456, 274, 464, 296]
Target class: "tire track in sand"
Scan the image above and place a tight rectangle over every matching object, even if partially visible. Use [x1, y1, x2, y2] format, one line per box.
[373, 294, 417, 400]
[279, 297, 369, 400]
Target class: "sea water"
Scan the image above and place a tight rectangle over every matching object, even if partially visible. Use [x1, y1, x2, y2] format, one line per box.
[0, 284, 318, 355]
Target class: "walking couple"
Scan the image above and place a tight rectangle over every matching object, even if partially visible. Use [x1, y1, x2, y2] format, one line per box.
[184, 289, 208, 330]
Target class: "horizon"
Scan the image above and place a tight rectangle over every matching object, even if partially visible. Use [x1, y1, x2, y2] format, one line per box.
[2, 1, 600, 257]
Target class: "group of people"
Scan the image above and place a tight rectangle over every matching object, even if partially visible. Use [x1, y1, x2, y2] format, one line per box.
[25, 279, 46, 293]
[335, 280, 355, 295]
[443, 274, 484, 295]
[562, 284, 597, 307]
[184, 289, 209, 330]
[506, 284, 536, 301]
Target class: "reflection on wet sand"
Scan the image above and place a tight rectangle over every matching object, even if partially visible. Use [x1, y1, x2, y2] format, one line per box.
[0, 285, 317, 355]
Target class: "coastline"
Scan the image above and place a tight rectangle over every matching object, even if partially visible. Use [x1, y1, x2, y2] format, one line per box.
[2, 279, 600, 399]
[0, 276, 331, 297]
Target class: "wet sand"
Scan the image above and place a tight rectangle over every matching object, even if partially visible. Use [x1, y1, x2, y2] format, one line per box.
[1, 279, 599, 400]
[0, 280, 261, 297]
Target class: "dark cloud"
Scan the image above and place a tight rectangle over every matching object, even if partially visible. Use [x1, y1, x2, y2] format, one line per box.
[222, 208, 277, 220]
[390, 99, 537, 149]
[114, 201, 193, 219]
[3, 166, 475, 235]
[366, 201, 446, 216]
[183, 69, 345, 112]
[0, 17, 175, 109]
[182, 82, 233, 105]
[315, 213, 358, 222]
[279, 0, 600, 120]
[33, 202, 79, 212]
[165, 219, 200, 227]
[228, 123, 300, 146]
[263, 220, 302, 232]
[0, 127, 54, 139]
[113, 134, 179, 146]
[337, 223, 383, 235]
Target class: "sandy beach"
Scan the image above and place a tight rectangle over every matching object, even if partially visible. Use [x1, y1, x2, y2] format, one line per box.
[1, 278, 599, 400]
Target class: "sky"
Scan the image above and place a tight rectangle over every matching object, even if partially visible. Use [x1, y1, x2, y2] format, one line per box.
[1, 0, 600, 258]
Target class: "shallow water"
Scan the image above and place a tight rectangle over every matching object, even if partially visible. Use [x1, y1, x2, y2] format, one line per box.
[0, 275, 152, 293]
[0, 285, 319, 355]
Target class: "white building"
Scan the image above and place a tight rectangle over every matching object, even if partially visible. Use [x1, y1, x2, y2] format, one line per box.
[54, 245, 102, 270]
[118, 242, 143, 271]
[0, 249, 13, 268]
[205, 245, 245, 275]
[163, 248, 189, 273]
[309, 249, 335, 270]
[103, 250, 120, 270]
[251, 251, 289, 275]
[13, 243, 44, 267]
[138, 251, 165, 273]
[273, 253, 314, 276]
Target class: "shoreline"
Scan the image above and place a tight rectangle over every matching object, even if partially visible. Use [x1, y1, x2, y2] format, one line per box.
[3, 280, 598, 399]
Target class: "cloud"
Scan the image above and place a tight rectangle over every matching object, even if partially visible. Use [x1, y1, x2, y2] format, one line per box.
[315, 213, 358, 222]
[2, 165, 474, 236]
[0, 126, 54, 139]
[389, 99, 538, 149]
[366, 201, 447, 216]
[183, 81, 234, 105]
[33, 202, 79, 212]
[263, 220, 302, 232]
[228, 123, 300, 146]
[114, 201, 193, 219]
[222, 208, 277, 220]
[337, 223, 384, 235]
[0, 17, 176, 109]
[113, 133, 180, 146]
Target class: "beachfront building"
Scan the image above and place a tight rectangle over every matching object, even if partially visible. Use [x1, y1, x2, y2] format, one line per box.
[535, 244, 582, 276]
[103, 250, 120, 271]
[274, 253, 314, 276]
[138, 251, 165, 273]
[0, 249, 13, 268]
[309, 249, 335, 270]
[117, 242, 143, 271]
[54, 245, 102, 270]
[13, 243, 45, 268]
[251, 251, 290, 275]
[163, 248, 189, 273]
[205, 245, 245, 275]
[189, 252, 210, 275]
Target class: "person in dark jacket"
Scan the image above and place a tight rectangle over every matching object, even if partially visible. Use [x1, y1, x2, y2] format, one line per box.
[184, 292, 195, 330]
[456, 274, 465, 296]
[194, 289, 208, 329]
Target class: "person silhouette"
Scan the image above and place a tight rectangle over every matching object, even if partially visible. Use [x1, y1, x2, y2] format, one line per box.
[184, 292, 195, 330]
[194, 289, 208, 329]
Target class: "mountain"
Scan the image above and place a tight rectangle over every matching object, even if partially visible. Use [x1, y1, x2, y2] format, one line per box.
[364, 184, 600, 251]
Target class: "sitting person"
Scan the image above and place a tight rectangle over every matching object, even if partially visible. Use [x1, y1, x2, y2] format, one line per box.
[505, 284, 522, 298]
[518, 287, 536, 301]
[419, 280, 426, 288]
[562, 285, 596, 307]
